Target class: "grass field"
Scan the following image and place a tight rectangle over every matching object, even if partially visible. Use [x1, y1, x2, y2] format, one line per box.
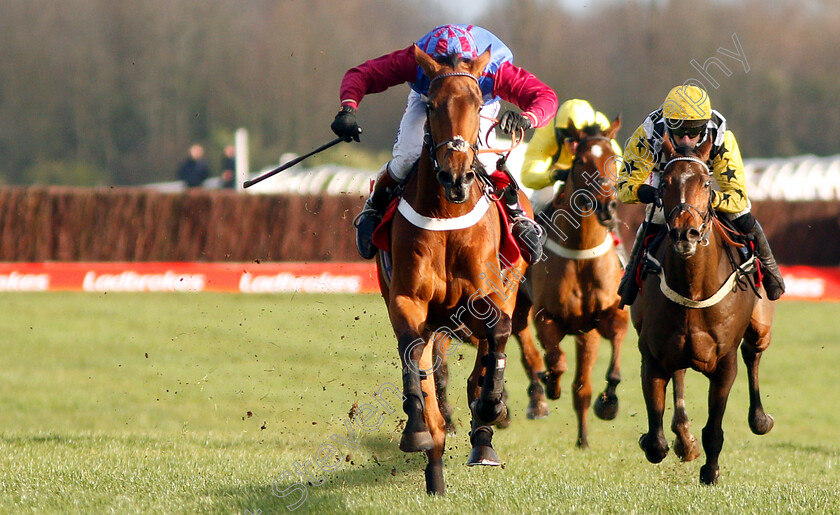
[0, 292, 838, 514]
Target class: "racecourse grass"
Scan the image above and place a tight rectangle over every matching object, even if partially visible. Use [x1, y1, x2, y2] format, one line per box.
[0, 292, 837, 513]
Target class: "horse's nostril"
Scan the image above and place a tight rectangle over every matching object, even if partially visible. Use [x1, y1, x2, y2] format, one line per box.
[686, 228, 701, 242]
[465, 171, 476, 182]
[437, 171, 453, 186]
[669, 228, 680, 241]
[608, 200, 618, 212]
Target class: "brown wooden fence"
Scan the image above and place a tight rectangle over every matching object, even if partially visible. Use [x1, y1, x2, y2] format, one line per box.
[0, 187, 837, 265]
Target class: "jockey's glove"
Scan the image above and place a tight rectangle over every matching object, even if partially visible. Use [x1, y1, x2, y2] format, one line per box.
[498, 111, 532, 134]
[331, 105, 362, 142]
[637, 184, 660, 206]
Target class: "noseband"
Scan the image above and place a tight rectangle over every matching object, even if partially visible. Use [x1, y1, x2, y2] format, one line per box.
[424, 72, 482, 179]
[662, 156, 713, 244]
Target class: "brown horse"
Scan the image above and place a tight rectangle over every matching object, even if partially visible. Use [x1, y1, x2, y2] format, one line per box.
[524, 120, 629, 448]
[374, 46, 529, 495]
[633, 134, 775, 484]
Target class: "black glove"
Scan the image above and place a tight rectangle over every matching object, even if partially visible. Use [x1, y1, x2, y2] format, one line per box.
[637, 184, 660, 206]
[330, 105, 361, 142]
[498, 111, 532, 134]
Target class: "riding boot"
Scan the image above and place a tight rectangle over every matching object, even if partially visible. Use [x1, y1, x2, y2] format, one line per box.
[353, 167, 399, 259]
[733, 213, 785, 300]
[501, 185, 546, 265]
[618, 222, 664, 308]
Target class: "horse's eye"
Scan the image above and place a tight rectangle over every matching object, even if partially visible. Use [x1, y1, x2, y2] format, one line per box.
[704, 181, 711, 188]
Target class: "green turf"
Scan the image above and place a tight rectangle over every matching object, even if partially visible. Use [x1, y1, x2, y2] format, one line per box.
[0, 293, 837, 513]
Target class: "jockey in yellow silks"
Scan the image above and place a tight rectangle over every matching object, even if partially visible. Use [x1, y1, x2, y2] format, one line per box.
[616, 85, 785, 303]
[521, 99, 623, 191]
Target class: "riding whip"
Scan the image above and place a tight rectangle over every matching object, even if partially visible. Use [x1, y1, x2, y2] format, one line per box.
[243, 135, 356, 188]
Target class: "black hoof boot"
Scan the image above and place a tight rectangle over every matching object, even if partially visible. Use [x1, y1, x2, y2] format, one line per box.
[700, 464, 720, 485]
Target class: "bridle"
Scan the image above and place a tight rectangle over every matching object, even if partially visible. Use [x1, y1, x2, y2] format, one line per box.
[423, 72, 482, 180]
[566, 135, 616, 221]
[661, 156, 714, 246]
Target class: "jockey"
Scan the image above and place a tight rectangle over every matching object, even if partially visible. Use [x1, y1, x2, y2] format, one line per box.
[616, 84, 785, 303]
[330, 24, 558, 263]
[521, 98, 623, 191]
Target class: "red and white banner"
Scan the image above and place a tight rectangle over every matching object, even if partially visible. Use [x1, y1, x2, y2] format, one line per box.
[0, 262, 380, 294]
[0, 262, 837, 300]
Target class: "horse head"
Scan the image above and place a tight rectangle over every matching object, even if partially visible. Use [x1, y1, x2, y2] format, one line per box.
[564, 116, 622, 226]
[415, 45, 490, 204]
[659, 133, 714, 258]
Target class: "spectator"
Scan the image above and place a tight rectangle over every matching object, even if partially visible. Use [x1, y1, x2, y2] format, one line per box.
[220, 145, 236, 189]
[177, 144, 210, 188]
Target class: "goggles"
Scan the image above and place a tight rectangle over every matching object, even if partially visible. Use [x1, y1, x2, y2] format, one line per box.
[669, 124, 706, 139]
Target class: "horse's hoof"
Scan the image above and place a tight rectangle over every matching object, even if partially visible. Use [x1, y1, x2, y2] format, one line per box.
[576, 437, 589, 449]
[593, 392, 619, 420]
[749, 413, 774, 435]
[673, 434, 701, 462]
[526, 400, 550, 420]
[700, 464, 720, 485]
[399, 430, 434, 452]
[466, 445, 501, 466]
[639, 433, 669, 463]
[444, 420, 457, 435]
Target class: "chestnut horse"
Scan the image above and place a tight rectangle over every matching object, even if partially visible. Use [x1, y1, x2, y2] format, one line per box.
[633, 135, 775, 484]
[525, 121, 629, 448]
[374, 46, 529, 494]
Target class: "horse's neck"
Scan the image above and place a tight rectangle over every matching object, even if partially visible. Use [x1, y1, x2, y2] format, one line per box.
[663, 232, 729, 298]
[549, 184, 609, 248]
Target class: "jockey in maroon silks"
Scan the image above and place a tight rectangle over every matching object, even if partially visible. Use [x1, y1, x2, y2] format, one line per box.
[330, 24, 558, 263]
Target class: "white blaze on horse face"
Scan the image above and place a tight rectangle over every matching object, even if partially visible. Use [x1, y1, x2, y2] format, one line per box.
[446, 136, 471, 153]
[590, 145, 603, 158]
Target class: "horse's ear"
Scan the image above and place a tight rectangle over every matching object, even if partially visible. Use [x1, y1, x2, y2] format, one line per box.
[470, 47, 492, 78]
[605, 114, 621, 140]
[566, 119, 580, 141]
[696, 133, 713, 162]
[414, 44, 441, 77]
[661, 129, 677, 160]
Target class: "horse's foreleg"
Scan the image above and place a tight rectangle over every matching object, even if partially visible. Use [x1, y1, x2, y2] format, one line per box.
[742, 319, 774, 435]
[639, 352, 671, 464]
[670, 369, 700, 462]
[419, 335, 447, 495]
[467, 309, 512, 467]
[572, 331, 600, 448]
[391, 297, 434, 453]
[593, 307, 628, 421]
[534, 309, 567, 400]
[700, 351, 738, 485]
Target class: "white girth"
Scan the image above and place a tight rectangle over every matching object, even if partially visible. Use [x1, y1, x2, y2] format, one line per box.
[543, 233, 614, 259]
[397, 195, 491, 231]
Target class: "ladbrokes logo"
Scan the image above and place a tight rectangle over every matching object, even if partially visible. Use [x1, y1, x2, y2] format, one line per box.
[83, 271, 205, 292]
[0, 272, 49, 291]
[239, 272, 362, 293]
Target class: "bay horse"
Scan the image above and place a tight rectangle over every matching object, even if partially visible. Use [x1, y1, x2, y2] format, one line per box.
[633, 134, 775, 484]
[374, 46, 529, 495]
[526, 120, 629, 447]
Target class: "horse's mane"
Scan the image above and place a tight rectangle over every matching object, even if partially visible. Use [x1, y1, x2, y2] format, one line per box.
[674, 144, 699, 157]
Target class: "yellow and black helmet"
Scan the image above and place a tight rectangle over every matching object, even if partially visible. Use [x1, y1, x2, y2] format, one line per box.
[662, 85, 711, 127]
[555, 99, 597, 130]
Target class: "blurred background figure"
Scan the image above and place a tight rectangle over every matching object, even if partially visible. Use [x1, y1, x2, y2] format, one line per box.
[177, 144, 210, 188]
[220, 145, 236, 189]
